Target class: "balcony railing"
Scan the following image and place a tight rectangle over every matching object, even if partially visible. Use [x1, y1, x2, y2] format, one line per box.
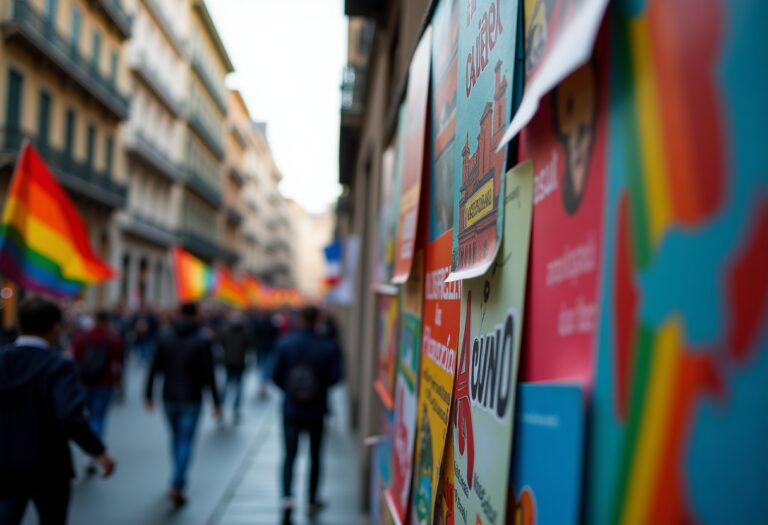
[3, 0, 130, 119]
[141, 0, 184, 54]
[224, 205, 244, 225]
[178, 229, 220, 262]
[123, 131, 181, 182]
[0, 128, 127, 208]
[183, 166, 222, 208]
[122, 212, 176, 246]
[97, 0, 132, 39]
[188, 110, 225, 159]
[191, 55, 227, 114]
[228, 164, 245, 186]
[130, 51, 183, 117]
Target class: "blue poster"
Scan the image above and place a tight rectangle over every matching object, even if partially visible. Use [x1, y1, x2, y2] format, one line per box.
[511, 383, 585, 525]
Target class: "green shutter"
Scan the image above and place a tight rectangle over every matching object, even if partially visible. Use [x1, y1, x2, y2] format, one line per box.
[69, 8, 81, 54]
[86, 123, 96, 170]
[91, 30, 101, 72]
[5, 69, 23, 132]
[105, 134, 114, 176]
[37, 90, 52, 146]
[110, 51, 118, 86]
[64, 108, 76, 157]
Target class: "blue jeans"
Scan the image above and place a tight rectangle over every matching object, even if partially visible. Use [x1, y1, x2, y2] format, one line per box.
[223, 366, 244, 413]
[163, 402, 201, 490]
[83, 387, 113, 440]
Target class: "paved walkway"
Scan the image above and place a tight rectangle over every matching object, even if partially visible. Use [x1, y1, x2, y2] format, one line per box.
[20, 358, 364, 525]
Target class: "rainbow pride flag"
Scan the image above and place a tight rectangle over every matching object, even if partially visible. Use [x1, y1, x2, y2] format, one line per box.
[0, 144, 115, 297]
[172, 247, 215, 302]
[243, 276, 265, 307]
[214, 267, 247, 308]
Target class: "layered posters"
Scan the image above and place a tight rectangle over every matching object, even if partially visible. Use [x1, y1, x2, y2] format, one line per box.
[371, 409, 396, 525]
[588, 0, 768, 523]
[452, 162, 533, 525]
[510, 383, 585, 525]
[392, 27, 433, 284]
[435, 432, 456, 525]
[450, 0, 518, 280]
[386, 252, 425, 524]
[375, 293, 401, 409]
[410, 1, 462, 523]
[498, 0, 610, 148]
[519, 17, 608, 384]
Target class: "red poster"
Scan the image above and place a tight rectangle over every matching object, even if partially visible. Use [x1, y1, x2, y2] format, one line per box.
[393, 28, 433, 284]
[520, 31, 608, 385]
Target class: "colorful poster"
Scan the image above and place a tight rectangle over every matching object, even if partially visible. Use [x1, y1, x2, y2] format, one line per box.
[434, 431, 456, 525]
[393, 28, 433, 284]
[452, 162, 533, 525]
[519, 21, 608, 384]
[498, 0, 610, 148]
[371, 409, 396, 525]
[450, 0, 519, 281]
[410, 231, 461, 525]
[429, 0, 460, 243]
[375, 293, 401, 409]
[587, 1, 768, 523]
[510, 383, 585, 525]
[386, 251, 425, 524]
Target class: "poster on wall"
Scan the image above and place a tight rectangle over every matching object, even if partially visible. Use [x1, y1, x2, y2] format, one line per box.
[588, 1, 768, 523]
[429, 0, 460, 244]
[449, 0, 519, 281]
[386, 251, 425, 524]
[371, 409, 396, 525]
[393, 28, 433, 284]
[498, 0, 610, 148]
[434, 431, 456, 525]
[452, 162, 533, 525]
[509, 383, 585, 525]
[519, 21, 608, 384]
[410, 231, 461, 525]
[375, 293, 401, 409]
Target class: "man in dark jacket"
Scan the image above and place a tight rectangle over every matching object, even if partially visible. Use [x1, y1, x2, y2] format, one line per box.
[220, 311, 252, 423]
[0, 297, 116, 524]
[144, 302, 221, 506]
[271, 306, 342, 516]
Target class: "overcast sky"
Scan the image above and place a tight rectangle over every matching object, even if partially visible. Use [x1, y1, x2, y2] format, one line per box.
[208, 0, 346, 214]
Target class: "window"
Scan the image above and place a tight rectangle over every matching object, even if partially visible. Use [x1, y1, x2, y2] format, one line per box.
[109, 50, 118, 86]
[45, 0, 57, 28]
[104, 134, 114, 176]
[86, 123, 96, 170]
[91, 30, 101, 72]
[37, 90, 52, 146]
[64, 108, 76, 157]
[69, 8, 81, 52]
[5, 69, 23, 132]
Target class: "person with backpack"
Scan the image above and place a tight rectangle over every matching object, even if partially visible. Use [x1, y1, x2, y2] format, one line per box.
[144, 302, 221, 507]
[271, 306, 342, 517]
[72, 310, 123, 474]
[0, 298, 116, 525]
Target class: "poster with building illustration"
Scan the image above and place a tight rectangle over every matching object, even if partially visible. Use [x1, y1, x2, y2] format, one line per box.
[452, 162, 533, 525]
[430, 0, 460, 243]
[510, 383, 585, 525]
[385, 251, 425, 524]
[375, 293, 401, 409]
[518, 22, 608, 384]
[449, 0, 519, 281]
[588, 1, 768, 523]
[393, 28, 432, 284]
[410, 231, 461, 525]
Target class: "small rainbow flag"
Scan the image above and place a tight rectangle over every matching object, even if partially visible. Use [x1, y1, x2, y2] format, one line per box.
[214, 267, 247, 308]
[0, 144, 115, 297]
[172, 247, 215, 302]
[243, 276, 264, 307]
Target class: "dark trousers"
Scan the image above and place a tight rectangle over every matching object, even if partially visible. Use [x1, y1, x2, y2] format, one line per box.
[164, 402, 202, 490]
[223, 366, 244, 413]
[0, 479, 71, 525]
[282, 416, 324, 502]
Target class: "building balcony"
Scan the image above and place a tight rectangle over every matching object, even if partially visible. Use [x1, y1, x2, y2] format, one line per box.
[220, 245, 239, 265]
[187, 110, 225, 159]
[177, 228, 220, 262]
[224, 205, 243, 226]
[96, 0, 132, 39]
[0, 127, 127, 208]
[121, 211, 176, 247]
[129, 50, 184, 117]
[2, 0, 130, 119]
[183, 166, 222, 208]
[123, 131, 181, 183]
[228, 164, 245, 186]
[141, 0, 185, 55]
[191, 55, 227, 114]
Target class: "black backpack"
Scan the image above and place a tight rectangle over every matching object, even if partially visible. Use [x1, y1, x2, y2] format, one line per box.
[79, 341, 111, 384]
[285, 343, 320, 402]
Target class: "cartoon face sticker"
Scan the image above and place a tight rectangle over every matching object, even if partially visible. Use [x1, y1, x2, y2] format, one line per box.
[553, 62, 597, 215]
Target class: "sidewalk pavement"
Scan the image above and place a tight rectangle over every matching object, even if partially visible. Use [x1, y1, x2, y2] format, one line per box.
[20, 358, 364, 525]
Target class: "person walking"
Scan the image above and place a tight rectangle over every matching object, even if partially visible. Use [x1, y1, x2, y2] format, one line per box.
[72, 310, 123, 474]
[144, 302, 221, 506]
[252, 310, 279, 399]
[271, 306, 342, 517]
[220, 310, 252, 424]
[0, 297, 116, 525]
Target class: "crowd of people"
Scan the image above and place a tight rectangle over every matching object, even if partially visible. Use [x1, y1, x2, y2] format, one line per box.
[0, 296, 343, 524]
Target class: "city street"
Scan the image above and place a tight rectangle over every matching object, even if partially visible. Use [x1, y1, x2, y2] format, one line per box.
[21, 359, 363, 525]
